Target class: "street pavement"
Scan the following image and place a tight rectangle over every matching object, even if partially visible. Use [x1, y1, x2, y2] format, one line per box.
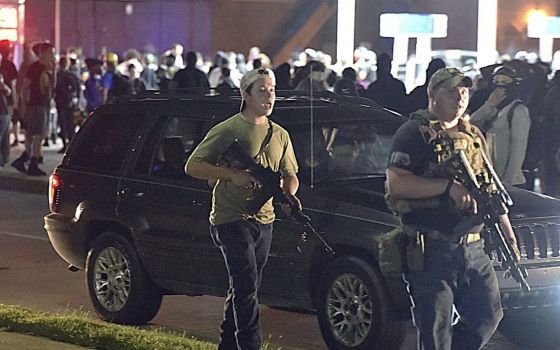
[0, 141, 85, 349]
[0, 141, 59, 195]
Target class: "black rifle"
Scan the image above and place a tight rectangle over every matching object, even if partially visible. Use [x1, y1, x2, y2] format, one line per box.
[437, 144, 530, 292]
[219, 140, 335, 255]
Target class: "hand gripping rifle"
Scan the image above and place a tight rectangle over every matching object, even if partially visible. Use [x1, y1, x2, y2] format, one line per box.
[436, 142, 530, 292]
[219, 140, 335, 255]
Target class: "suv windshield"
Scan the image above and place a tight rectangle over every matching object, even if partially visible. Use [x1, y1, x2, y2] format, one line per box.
[289, 120, 393, 183]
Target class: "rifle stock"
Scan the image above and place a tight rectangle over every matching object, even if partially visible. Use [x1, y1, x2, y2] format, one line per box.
[219, 140, 335, 255]
[440, 149, 530, 292]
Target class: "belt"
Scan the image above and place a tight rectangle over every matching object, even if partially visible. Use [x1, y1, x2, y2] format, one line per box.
[458, 233, 481, 244]
[403, 226, 481, 244]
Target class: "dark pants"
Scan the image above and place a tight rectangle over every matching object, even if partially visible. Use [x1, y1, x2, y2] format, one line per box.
[404, 239, 503, 350]
[0, 113, 9, 165]
[210, 219, 273, 350]
[56, 103, 75, 144]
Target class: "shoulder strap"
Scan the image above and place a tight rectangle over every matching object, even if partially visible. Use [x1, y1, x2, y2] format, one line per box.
[506, 100, 523, 128]
[503, 100, 524, 174]
[254, 119, 273, 161]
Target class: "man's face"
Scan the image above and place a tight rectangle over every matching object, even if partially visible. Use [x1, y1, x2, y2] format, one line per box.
[243, 76, 276, 117]
[431, 86, 470, 121]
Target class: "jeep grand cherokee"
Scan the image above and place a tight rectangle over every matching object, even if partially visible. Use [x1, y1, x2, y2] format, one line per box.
[45, 90, 560, 349]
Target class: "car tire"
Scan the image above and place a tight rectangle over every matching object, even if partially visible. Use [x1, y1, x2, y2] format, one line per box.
[86, 231, 163, 325]
[316, 256, 406, 350]
[499, 308, 560, 349]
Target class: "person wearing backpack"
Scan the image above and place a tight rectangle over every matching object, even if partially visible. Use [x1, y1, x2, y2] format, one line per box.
[470, 66, 531, 187]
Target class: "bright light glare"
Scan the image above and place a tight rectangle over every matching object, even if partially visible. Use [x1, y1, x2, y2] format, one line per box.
[477, 0, 497, 67]
[527, 9, 547, 24]
[337, 0, 355, 66]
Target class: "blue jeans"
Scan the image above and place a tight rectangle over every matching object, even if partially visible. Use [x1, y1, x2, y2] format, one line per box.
[404, 239, 503, 350]
[210, 219, 273, 350]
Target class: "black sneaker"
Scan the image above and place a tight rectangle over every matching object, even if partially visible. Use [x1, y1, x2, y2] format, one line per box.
[11, 157, 27, 173]
[27, 159, 46, 176]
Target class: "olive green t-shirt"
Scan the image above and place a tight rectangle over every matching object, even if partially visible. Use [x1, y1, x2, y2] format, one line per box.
[187, 113, 298, 225]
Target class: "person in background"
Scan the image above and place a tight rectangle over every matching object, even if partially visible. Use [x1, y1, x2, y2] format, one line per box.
[406, 58, 446, 114]
[13, 41, 39, 148]
[274, 62, 292, 90]
[0, 40, 17, 162]
[334, 78, 359, 97]
[470, 66, 530, 187]
[54, 56, 80, 153]
[294, 61, 328, 91]
[365, 53, 407, 114]
[11, 42, 55, 176]
[127, 63, 146, 94]
[156, 54, 177, 91]
[341, 67, 365, 95]
[0, 73, 11, 168]
[83, 58, 104, 114]
[101, 52, 117, 103]
[171, 51, 209, 89]
[186, 68, 300, 350]
[140, 53, 158, 90]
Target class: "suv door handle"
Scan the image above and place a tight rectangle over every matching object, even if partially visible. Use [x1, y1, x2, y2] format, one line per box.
[119, 188, 144, 198]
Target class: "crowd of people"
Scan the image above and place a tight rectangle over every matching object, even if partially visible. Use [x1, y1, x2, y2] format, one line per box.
[1, 37, 558, 350]
[1, 39, 559, 195]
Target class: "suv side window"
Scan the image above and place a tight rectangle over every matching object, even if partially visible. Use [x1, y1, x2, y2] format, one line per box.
[70, 112, 145, 172]
[136, 116, 205, 181]
[290, 120, 395, 182]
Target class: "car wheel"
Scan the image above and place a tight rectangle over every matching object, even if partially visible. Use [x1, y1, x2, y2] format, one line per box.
[86, 231, 162, 325]
[316, 256, 406, 350]
[499, 308, 560, 349]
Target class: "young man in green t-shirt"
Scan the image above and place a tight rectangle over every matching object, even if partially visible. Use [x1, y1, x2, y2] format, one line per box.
[186, 68, 300, 350]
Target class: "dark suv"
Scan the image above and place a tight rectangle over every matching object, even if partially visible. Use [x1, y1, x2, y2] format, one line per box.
[45, 90, 560, 349]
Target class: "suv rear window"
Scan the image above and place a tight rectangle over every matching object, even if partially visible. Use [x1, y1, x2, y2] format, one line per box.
[70, 112, 145, 172]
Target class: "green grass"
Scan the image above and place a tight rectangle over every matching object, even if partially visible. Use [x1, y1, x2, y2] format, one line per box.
[0, 304, 282, 350]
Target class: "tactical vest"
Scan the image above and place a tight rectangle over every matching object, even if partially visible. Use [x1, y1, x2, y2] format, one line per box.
[386, 112, 489, 216]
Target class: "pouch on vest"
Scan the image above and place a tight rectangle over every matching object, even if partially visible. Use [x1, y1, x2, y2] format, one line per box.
[378, 226, 406, 278]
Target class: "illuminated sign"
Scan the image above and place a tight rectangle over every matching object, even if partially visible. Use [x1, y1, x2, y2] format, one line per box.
[528, 15, 560, 38]
[0, 6, 17, 41]
[380, 13, 448, 38]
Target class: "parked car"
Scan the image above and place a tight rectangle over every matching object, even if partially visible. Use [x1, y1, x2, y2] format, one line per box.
[45, 90, 560, 349]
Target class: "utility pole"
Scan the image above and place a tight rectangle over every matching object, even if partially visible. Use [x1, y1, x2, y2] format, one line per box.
[477, 0, 498, 67]
[336, 0, 355, 66]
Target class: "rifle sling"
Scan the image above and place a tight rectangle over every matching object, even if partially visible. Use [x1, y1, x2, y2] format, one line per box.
[254, 119, 273, 162]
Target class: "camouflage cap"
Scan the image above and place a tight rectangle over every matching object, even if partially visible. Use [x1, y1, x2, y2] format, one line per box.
[428, 67, 473, 93]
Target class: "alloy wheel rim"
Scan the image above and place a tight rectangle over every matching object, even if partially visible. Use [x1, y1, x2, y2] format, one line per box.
[94, 247, 131, 312]
[326, 273, 373, 346]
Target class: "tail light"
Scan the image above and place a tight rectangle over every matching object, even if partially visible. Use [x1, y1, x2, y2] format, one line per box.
[49, 173, 62, 212]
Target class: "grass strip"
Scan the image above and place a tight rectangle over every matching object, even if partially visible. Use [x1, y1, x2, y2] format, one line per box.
[0, 303, 218, 350]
